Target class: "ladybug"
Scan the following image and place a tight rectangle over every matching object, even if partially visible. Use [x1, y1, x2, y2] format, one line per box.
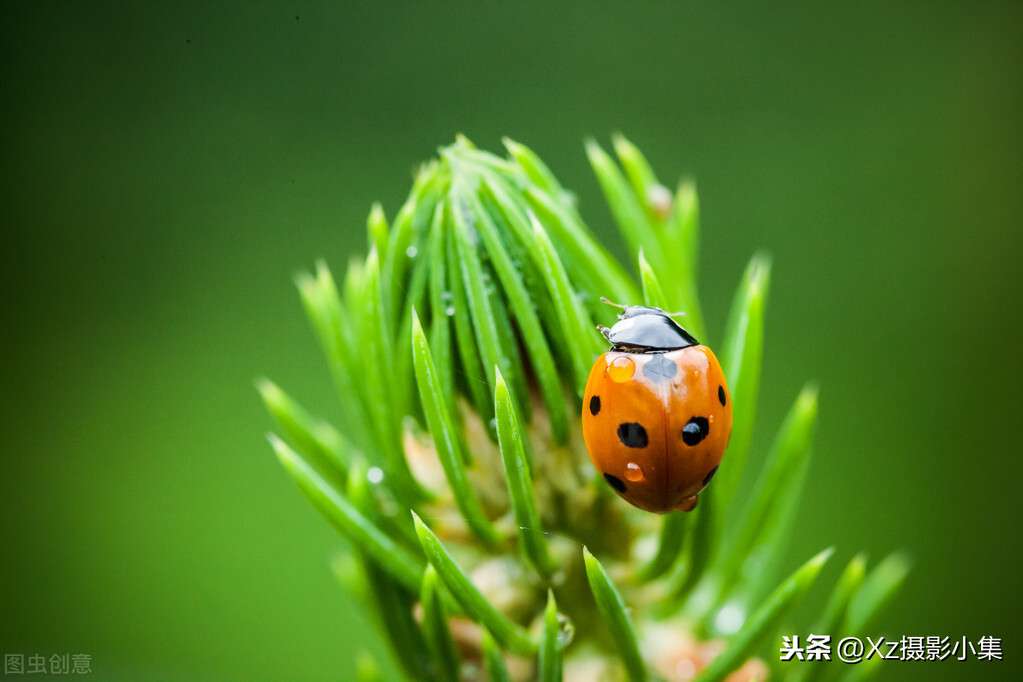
[582, 301, 732, 513]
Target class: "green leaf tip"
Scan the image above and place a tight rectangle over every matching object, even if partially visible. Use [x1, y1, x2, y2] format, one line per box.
[638, 249, 668, 309]
[410, 305, 423, 335]
[538, 589, 564, 682]
[257, 378, 350, 478]
[844, 552, 911, 634]
[831, 553, 869, 616]
[366, 202, 389, 261]
[412, 511, 537, 655]
[809, 545, 836, 569]
[269, 434, 424, 593]
[293, 261, 377, 452]
[611, 133, 658, 198]
[583, 547, 647, 682]
[502, 136, 563, 195]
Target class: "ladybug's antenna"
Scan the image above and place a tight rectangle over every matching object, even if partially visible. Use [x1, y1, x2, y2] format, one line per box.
[599, 296, 627, 310]
[602, 295, 687, 319]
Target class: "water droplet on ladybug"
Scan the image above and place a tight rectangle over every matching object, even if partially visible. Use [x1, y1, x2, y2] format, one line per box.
[607, 355, 635, 383]
[624, 462, 645, 482]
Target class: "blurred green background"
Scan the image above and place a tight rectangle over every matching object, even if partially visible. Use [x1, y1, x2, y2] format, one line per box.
[4, 2, 1021, 680]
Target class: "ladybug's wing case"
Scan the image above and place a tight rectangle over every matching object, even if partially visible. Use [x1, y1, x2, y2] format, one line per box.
[581, 352, 673, 513]
[664, 346, 733, 506]
[582, 347, 734, 514]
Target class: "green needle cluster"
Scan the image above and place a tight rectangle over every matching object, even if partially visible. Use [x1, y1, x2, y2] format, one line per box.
[261, 135, 908, 681]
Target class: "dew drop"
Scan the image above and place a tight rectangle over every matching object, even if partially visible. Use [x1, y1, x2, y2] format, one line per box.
[714, 602, 745, 635]
[607, 355, 635, 383]
[624, 462, 645, 482]
[367, 467, 384, 484]
[445, 305, 456, 316]
[405, 245, 418, 259]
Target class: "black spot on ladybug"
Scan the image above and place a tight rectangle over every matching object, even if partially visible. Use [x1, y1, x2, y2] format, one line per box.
[603, 472, 626, 493]
[643, 353, 677, 382]
[617, 422, 648, 448]
[681, 417, 709, 446]
[718, 385, 727, 406]
[702, 465, 718, 486]
[589, 395, 601, 416]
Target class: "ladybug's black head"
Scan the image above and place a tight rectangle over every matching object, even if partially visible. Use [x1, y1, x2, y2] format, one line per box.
[598, 304, 699, 352]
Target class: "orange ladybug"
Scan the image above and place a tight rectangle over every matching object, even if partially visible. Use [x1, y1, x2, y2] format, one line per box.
[582, 302, 732, 513]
